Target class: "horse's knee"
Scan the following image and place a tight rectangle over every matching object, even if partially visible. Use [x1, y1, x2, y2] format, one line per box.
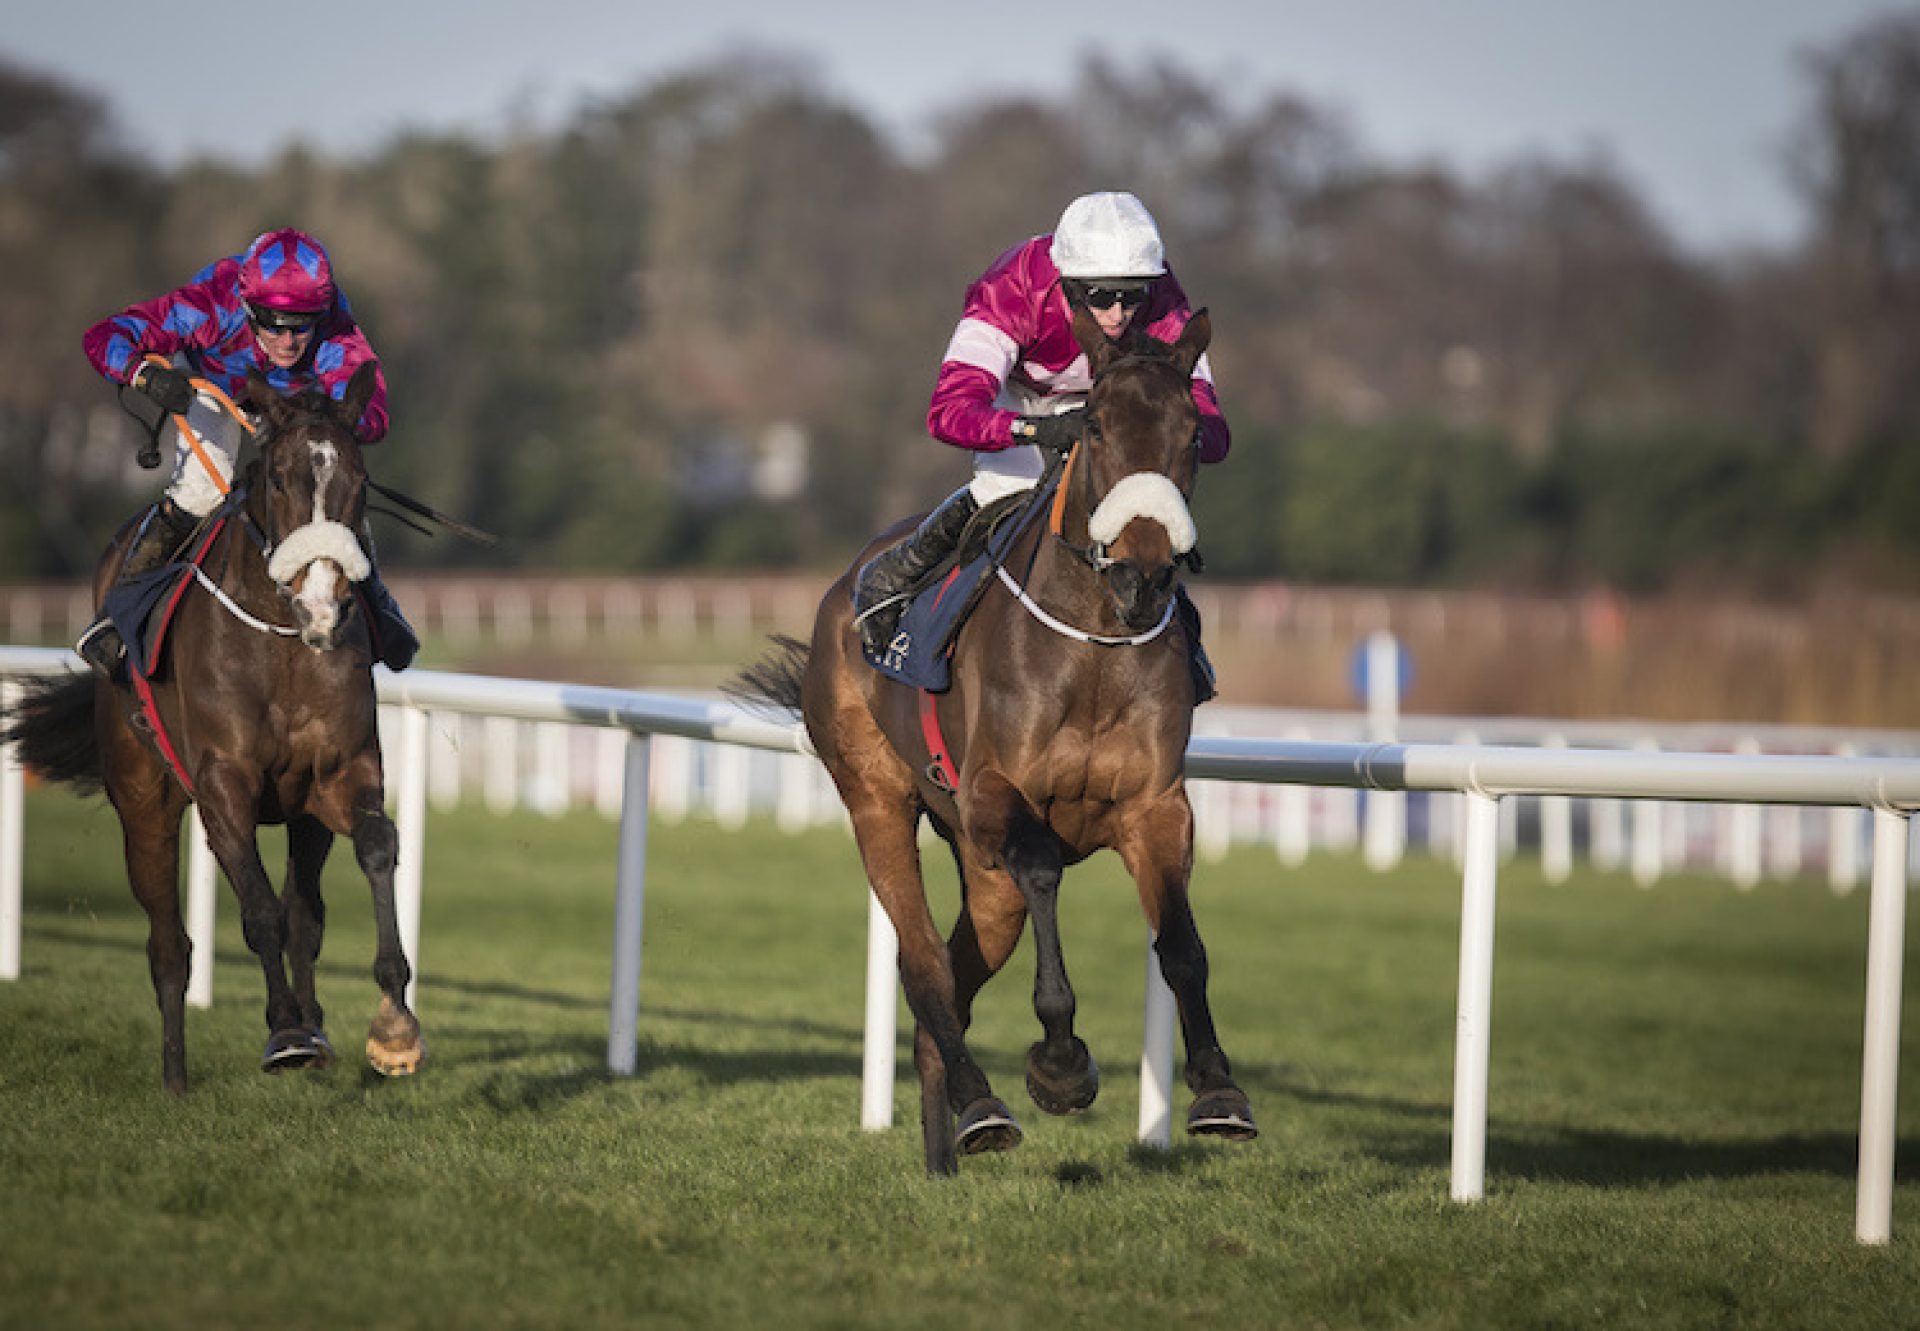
[1154, 929, 1209, 992]
[352, 811, 398, 878]
[238, 897, 286, 956]
[147, 929, 191, 997]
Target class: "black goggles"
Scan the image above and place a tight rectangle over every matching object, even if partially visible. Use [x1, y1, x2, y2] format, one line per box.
[1078, 283, 1150, 311]
[246, 302, 323, 335]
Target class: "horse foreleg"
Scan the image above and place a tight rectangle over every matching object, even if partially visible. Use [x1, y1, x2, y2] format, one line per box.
[960, 779, 1098, 1117]
[102, 724, 193, 1093]
[196, 763, 306, 1070]
[351, 802, 424, 1077]
[845, 795, 1014, 1173]
[1118, 790, 1258, 1141]
[282, 815, 335, 1065]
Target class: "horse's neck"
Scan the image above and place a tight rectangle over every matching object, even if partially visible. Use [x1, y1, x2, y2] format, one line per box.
[208, 498, 278, 607]
[1021, 478, 1123, 634]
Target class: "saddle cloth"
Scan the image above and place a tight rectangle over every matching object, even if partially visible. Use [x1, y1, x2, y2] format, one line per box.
[103, 518, 231, 681]
[864, 480, 1057, 692]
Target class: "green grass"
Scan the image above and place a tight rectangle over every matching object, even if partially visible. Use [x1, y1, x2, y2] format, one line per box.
[2, 787, 1916, 1330]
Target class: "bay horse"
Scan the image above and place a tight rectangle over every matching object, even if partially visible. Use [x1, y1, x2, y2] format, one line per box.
[738, 308, 1255, 1175]
[3, 364, 424, 1092]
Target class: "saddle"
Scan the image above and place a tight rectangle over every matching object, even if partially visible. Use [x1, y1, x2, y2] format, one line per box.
[866, 479, 1057, 692]
[104, 513, 232, 683]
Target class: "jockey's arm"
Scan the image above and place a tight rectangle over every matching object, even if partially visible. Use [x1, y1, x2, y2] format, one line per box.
[925, 349, 1023, 450]
[82, 282, 226, 385]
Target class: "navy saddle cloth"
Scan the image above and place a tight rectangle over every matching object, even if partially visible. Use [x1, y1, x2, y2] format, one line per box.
[864, 482, 1055, 692]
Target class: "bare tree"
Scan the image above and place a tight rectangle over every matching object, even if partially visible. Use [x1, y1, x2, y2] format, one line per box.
[1792, 9, 1920, 458]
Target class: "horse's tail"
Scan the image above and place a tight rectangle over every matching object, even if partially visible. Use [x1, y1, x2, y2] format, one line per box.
[2, 673, 103, 794]
[725, 633, 809, 716]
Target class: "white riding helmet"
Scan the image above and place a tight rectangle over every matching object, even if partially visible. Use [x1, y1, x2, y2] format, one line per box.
[1049, 191, 1167, 279]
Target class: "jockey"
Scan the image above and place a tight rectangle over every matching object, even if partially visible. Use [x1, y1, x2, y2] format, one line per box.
[77, 227, 418, 676]
[852, 190, 1229, 698]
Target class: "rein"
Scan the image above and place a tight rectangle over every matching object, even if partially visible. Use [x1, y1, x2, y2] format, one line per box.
[993, 563, 1176, 646]
[127, 353, 259, 496]
[189, 561, 300, 638]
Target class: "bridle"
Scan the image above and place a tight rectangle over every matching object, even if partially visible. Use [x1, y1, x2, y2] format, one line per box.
[995, 352, 1203, 646]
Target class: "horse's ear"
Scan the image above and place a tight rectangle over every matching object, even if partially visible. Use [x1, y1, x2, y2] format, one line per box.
[1072, 304, 1125, 376]
[338, 361, 380, 432]
[247, 369, 294, 431]
[1170, 308, 1212, 378]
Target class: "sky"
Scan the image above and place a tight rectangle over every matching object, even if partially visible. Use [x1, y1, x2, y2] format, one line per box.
[4, 0, 1902, 254]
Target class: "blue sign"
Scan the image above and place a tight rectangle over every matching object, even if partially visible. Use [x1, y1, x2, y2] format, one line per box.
[1348, 635, 1414, 703]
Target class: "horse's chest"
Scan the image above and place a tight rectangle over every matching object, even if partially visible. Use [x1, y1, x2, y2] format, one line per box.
[1033, 726, 1172, 804]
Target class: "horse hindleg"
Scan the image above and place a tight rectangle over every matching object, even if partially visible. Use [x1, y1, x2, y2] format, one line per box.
[1120, 793, 1258, 1141]
[281, 816, 336, 1067]
[196, 764, 307, 1069]
[352, 802, 424, 1076]
[103, 731, 193, 1093]
[963, 775, 1098, 1116]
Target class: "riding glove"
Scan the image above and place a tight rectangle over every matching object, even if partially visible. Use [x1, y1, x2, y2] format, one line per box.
[135, 365, 195, 415]
[1014, 410, 1086, 456]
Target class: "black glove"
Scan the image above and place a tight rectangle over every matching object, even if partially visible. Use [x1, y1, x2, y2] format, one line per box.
[136, 365, 195, 415]
[1014, 410, 1086, 455]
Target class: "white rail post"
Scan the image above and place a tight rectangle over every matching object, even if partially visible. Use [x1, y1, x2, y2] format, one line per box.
[0, 677, 21, 981]
[1363, 631, 1406, 872]
[861, 890, 900, 1130]
[1138, 932, 1177, 1148]
[533, 722, 570, 817]
[428, 710, 463, 812]
[1540, 734, 1572, 885]
[394, 704, 429, 1013]
[1855, 808, 1910, 1245]
[1451, 790, 1501, 1202]
[607, 731, 652, 1075]
[1830, 744, 1862, 895]
[185, 805, 218, 1008]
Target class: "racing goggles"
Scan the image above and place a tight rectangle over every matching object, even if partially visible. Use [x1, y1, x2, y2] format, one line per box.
[246, 302, 323, 336]
[1078, 283, 1151, 311]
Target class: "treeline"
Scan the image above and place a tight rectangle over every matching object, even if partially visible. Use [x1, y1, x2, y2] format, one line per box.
[3, 16, 1919, 593]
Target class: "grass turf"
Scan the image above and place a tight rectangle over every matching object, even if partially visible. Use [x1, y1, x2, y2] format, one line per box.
[1, 787, 1915, 1330]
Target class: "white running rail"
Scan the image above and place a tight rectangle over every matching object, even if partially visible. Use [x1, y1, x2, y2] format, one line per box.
[2, 644, 1913, 1243]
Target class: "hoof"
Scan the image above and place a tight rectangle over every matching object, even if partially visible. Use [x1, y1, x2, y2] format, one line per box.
[956, 1097, 1023, 1155]
[261, 1028, 334, 1073]
[365, 1031, 427, 1078]
[1025, 1038, 1100, 1116]
[1186, 1086, 1258, 1141]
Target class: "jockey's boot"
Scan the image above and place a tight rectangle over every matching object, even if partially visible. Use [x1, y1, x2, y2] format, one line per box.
[75, 499, 197, 680]
[852, 487, 980, 661]
[357, 521, 419, 672]
[1175, 586, 1217, 706]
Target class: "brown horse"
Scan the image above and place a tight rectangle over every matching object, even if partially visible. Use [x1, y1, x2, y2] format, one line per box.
[3, 364, 424, 1092]
[739, 308, 1255, 1175]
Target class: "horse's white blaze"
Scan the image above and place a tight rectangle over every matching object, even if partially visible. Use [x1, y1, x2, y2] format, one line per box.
[298, 560, 343, 635]
[267, 435, 367, 634]
[1088, 472, 1197, 555]
[309, 439, 338, 528]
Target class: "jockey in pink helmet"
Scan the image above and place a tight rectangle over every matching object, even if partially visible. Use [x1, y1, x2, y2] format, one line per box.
[852, 191, 1229, 698]
[76, 228, 418, 677]
[237, 227, 338, 314]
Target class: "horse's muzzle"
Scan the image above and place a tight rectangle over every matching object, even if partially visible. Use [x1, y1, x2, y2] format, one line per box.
[1105, 561, 1177, 632]
[283, 561, 356, 650]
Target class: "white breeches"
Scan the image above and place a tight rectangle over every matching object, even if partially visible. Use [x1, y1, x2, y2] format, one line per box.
[162, 388, 249, 517]
[965, 382, 1084, 507]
